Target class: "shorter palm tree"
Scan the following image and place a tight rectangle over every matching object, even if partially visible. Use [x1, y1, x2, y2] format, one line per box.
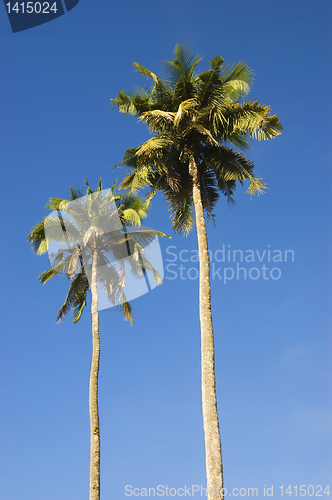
[28, 179, 169, 500]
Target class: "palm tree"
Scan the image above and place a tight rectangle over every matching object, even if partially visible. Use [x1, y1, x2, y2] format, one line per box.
[111, 44, 283, 499]
[28, 179, 168, 500]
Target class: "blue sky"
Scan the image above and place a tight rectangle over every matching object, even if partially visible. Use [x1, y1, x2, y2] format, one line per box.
[1, 1, 331, 499]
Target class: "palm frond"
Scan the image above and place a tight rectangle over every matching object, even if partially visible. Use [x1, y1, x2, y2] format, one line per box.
[69, 187, 85, 201]
[252, 114, 283, 140]
[45, 197, 70, 211]
[222, 79, 250, 103]
[67, 246, 83, 278]
[199, 165, 219, 214]
[164, 185, 194, 234]
[162, 44, 202, 84]
[56, 272, 89, 324]
[246, 175, 268, 196]
[133, 62, 159, 84]
[138, 109, 175, 131]
[121, 301, 133, 325]
[136, 135, 173, 156]
[120, 208, 142, 226]
[119, 162, 153, 192]
[221, 61, 253, 87]
[198, 55, 224, 107]
[205, 145, 257, 204]
[220, 100, 282, 141]
[44, 215, 82, 246]
[110, 90, 140, 115]
[174, 98, 198, 126]
[121, 191, 149, 220]
[190, 123, 220, 147]
[38, 260, 67, 284]
[28, 219, 47, 255]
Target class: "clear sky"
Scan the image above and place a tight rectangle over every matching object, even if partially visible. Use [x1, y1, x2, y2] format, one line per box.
[1, 1, 331, 499]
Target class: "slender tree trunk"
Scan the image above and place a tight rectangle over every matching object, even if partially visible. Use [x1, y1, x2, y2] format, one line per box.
[89, 247, 100, 500]
[188, 149, 223, 500]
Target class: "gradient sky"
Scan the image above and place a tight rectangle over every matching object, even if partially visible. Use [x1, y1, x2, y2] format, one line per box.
[1, 1, 331, 499]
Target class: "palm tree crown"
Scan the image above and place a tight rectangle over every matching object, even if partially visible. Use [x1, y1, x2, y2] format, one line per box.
[28, 179, 167, 324]
[112, 44, 283, 232]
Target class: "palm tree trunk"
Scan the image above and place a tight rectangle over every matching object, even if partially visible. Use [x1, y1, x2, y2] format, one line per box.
[188, 149, 223, 500]
[89, 248, 100, 500]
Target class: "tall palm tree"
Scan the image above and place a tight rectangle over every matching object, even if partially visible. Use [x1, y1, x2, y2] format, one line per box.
[28, 179, 168, 500]
[111, 45, 283, 499]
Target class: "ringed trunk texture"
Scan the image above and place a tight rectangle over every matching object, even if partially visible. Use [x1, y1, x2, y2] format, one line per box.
[188, 150, 223, 500]
[89, 248, 100, 500]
